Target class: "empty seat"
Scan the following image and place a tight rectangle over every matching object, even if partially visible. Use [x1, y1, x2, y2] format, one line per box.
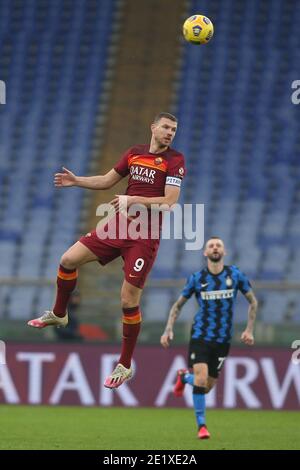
[0, 0, 117, 320]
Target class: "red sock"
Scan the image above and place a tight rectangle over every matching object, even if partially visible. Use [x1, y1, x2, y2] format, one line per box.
[119, 306, 142, 369]
[53, 264, 78, 317]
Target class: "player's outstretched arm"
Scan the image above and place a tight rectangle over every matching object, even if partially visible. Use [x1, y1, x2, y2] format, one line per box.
[241, 290, 258, 346]
[160, 296, 188, 348]
[54, 168, 123, 190]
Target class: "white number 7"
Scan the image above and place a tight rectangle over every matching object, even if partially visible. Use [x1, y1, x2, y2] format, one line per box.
[217, 357, 226, 370]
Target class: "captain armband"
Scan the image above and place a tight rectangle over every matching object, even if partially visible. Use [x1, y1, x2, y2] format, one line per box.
[166, 176, 182, 187]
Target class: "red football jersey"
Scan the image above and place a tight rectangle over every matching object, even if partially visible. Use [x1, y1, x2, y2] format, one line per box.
[114, 144, 186, 197]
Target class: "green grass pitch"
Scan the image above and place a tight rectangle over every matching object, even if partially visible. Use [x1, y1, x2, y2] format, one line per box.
[0, 406, 299, 450]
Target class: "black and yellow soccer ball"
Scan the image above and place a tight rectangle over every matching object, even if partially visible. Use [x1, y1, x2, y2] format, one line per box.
[183, 14, 214, 45]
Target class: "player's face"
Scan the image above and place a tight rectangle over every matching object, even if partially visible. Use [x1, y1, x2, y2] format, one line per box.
[151, 118, 177, 147]
[204, 239, 226, 262]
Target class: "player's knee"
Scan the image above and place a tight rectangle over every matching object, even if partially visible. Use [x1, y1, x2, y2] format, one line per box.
[120, 287, 140, 308]
[194, 371, 207, 388]
[121, 295, 135, 309]
[194, 374, 207, 386]
[195, 378, 207, 389]
[60, 253, 78, 270]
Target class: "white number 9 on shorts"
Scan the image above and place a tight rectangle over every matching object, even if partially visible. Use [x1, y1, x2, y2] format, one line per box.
[133, 258, 145, 272]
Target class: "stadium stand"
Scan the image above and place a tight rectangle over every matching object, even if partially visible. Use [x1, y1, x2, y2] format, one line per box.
[148, 0, 300, 326]
[0, 0, 117, 319]
[0, 0, 299, 338]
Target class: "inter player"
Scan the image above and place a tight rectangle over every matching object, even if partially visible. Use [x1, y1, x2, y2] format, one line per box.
[160, 237, 258, 439]
[28, 112, 185, 388]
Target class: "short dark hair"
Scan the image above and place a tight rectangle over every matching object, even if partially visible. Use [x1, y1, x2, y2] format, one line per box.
[205, 236, 223, 248]
[153, 112, 178, 124]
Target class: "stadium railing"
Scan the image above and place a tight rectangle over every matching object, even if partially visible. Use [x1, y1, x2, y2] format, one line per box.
[0, 277, 299, 346]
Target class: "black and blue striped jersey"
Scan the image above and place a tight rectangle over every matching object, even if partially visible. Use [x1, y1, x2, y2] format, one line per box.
[181, 265, 252, 344]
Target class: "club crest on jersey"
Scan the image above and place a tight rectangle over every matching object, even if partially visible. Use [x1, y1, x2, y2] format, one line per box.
[178, 167, 184, 176]
[154, 157, 163, 165]
[226, 276, 233, 287]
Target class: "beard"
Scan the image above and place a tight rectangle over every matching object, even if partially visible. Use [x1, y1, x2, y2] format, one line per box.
[208, 252, 223, 263]
[160, 136, 171, 145]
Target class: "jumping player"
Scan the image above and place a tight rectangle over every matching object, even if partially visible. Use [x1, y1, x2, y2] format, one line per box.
[28, 112, 185, 389]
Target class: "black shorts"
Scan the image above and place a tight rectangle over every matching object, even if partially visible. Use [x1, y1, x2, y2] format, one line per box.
[188, 338, 231, 378]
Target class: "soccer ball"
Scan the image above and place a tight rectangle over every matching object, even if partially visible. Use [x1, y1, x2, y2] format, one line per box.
[183, 14, 214, 45]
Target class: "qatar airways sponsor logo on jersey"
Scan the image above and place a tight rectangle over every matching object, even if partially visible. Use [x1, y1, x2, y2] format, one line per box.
[130, 165, 156, 184]
[201, 289, 234, 300]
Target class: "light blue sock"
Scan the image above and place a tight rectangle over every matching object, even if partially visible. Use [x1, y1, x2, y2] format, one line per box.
[192, 386, 206, 427]
[182, 372, 194, 386]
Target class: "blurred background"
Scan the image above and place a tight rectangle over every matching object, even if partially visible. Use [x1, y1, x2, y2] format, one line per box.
[0, 0, 299, 347]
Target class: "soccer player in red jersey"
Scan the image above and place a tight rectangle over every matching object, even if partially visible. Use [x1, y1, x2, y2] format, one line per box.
[28, 112, 186, 388]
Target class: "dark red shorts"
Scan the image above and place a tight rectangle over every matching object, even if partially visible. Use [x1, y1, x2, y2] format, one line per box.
[79, 216, 160, 288]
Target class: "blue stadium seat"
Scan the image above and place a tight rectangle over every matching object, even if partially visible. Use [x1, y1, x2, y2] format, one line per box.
[147, 0, 299, 325]
[0, 0, 117, 318]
